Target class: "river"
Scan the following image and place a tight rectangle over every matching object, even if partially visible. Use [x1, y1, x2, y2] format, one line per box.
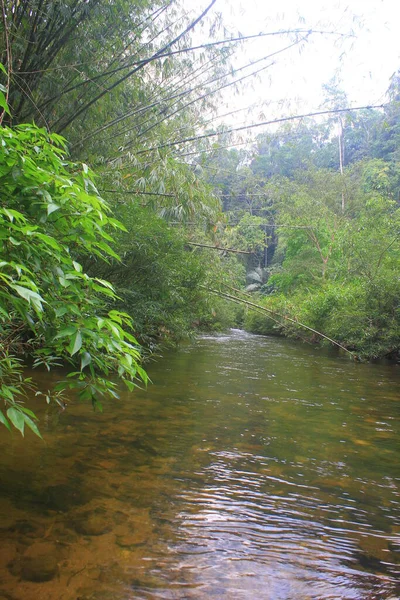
[0, 330, 399, 599]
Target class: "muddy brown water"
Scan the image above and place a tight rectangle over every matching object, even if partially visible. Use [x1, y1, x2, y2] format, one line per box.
[0, 329, 399, 599]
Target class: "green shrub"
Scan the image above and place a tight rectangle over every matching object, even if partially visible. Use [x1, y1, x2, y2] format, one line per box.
[0, 124, 147, 435]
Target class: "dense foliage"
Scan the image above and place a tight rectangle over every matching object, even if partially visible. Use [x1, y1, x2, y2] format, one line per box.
[201, 81, 400, 360]
[1, 0, 399, 436]
[0, 122, 150, 435]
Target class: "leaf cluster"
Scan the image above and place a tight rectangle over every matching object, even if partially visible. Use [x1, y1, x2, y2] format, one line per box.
[0, 123, 147, 435]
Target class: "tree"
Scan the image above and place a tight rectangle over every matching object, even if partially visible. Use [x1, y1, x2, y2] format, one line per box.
[251, 121, 316, 179]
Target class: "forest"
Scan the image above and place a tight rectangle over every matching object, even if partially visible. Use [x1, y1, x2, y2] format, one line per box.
[0, 0, 399, 435]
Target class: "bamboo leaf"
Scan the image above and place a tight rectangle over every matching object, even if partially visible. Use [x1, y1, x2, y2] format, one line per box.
[10, 285, 45, 309]
[23, 414, 43, 439]
[34, 233, 62, 251]
[0, 410, 11, 431]
[0, 91, 11, 116]
[7, 407, 25, 436]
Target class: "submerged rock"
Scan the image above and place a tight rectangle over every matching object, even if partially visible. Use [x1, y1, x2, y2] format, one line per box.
[7, 519, 43, 538]
[115, 533, 146, 548]
[38, 483, 91, 512]
[19, 542, 59, 582]
[73, 510, 112, 536]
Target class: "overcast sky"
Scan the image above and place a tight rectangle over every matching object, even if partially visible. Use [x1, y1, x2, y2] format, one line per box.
[196, 0, 400, 129]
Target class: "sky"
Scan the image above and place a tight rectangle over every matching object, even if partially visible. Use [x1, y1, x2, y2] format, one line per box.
[195, 0, 400, 131]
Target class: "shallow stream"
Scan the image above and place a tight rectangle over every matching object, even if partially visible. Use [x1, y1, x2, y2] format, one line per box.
[0, 330, 399, 599]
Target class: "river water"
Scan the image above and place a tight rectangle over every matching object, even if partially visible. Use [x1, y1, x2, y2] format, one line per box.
[0, 330, 399, 600]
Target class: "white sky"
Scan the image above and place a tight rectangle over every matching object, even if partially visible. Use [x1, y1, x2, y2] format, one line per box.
[195, 0, 400, 129]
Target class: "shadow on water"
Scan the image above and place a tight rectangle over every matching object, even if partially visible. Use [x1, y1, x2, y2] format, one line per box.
[0, 330, 399, 599]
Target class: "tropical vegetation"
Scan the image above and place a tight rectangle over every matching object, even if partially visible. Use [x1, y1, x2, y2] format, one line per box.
[0, 0, 399, 436]
[202, 80, 400, 360]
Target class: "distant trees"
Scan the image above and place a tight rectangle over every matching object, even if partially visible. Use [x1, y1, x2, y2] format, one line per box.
[200, 77, 400, 359]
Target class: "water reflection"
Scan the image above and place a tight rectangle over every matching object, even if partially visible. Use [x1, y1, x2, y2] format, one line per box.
[0, 330, 399, 599]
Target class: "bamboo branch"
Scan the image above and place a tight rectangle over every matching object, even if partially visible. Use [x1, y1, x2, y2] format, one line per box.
[220, 284, 314, 344]
[56, 0, 218, 133]
[100, 189, 175, 198]
[40, 28, 322, 109]
[187, 242, 252, 254]
[134, 104, 386, 155]
[132, 35, 308, 147]
[206, 286, 356, 357]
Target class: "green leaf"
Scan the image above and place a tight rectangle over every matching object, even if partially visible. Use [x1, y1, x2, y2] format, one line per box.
[23, 414, 43, 439]
[34, 233, 62, 251]
[108, 217, 127, 232]
[69, 330, 82, 356]
[94, 278, 114, 291]
[124, 380, 136, 392]
[54, 325, 76, 339]
[2, 208, 26, 222]
[47, 203, 60, 215]
[18, 405, 38, 419]
[108, 310, 122, 324]
[137, 365, 149, 385]
[92, 399, 103, 412]
[0, 91, 11, 116]
[95, 241, 120, 260]
[80, 351, 91, 370]
[7, 407, 25, 436]
[0, 410, 11, 431]
[10, 285, 45, 310]
[9, 236, 22, 245]
[1, 384, 14, 400]
[58, 276, 70, 288]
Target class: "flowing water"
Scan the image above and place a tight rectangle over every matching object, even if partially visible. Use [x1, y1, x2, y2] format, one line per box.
[0, 330, 399, 600]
